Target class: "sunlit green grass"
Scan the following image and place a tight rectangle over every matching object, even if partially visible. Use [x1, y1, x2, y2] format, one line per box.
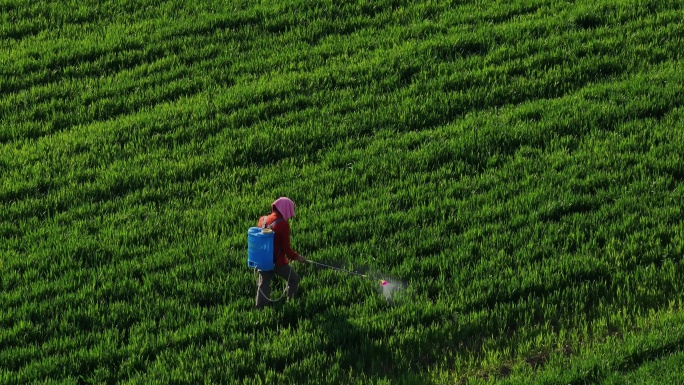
[1, 0, 683, 383]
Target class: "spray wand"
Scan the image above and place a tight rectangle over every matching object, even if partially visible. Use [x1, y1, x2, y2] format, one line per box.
[307, 260, 388, 286]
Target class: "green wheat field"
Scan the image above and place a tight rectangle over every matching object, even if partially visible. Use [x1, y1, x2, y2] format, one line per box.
[1, 0, 683, 383]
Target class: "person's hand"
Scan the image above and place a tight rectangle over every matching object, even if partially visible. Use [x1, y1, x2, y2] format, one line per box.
[297, 255, 308, 263]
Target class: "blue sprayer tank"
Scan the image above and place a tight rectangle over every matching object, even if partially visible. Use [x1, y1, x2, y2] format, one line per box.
[248, 227, 275, 271]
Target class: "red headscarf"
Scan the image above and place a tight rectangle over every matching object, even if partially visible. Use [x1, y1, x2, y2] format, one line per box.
[272, 197, 296, 221]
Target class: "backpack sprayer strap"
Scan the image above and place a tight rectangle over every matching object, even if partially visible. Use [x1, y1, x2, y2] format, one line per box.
[262, 217, 283, 230]
[261, 217, 284, 264]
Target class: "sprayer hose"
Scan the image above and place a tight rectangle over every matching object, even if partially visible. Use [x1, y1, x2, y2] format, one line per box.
[254, 266, 292, 302]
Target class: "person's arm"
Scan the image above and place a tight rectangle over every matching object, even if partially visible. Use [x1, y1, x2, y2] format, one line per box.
[279, 222, 305, 262]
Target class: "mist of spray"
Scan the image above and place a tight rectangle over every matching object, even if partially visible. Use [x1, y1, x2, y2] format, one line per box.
[367, 269, 406, 302]
[381, 279, 402, 300]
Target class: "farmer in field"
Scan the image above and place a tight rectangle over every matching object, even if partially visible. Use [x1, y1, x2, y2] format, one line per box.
[255, 197, 307, 309]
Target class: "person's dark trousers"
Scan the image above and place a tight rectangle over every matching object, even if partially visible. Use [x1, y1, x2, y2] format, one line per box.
[255, 264, 300, 309]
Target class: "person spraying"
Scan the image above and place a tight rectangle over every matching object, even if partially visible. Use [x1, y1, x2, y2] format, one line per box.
[254, 197, 307, 309]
